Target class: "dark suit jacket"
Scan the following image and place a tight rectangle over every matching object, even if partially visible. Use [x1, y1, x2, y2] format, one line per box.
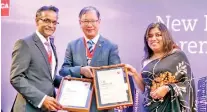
[59, 36, 125, 112]
[10, 33, 62, 112]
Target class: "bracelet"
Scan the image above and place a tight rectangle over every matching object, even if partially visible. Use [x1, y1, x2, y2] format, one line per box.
[165, 85, 170, 92]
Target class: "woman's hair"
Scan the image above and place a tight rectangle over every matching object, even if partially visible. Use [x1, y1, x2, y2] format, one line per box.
[143, 22, 179, 61]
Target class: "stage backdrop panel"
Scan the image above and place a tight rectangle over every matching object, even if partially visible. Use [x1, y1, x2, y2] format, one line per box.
[1, 0, 206, 111]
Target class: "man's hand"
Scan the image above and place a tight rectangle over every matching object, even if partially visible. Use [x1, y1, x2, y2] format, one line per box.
[80, 66, 93, 78]
[43, 96, 62, 111]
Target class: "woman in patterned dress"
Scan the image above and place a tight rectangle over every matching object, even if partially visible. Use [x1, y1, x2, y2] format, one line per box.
[125, 22, 196, 112]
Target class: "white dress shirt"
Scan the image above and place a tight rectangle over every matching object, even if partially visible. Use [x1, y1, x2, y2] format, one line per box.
[84, 34, 100, 49]
[36, 30, 56, 108]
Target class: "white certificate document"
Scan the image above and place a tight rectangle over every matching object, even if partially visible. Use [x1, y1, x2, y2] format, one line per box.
[97, 68, 128, 104]
[58, 80, 91, 107]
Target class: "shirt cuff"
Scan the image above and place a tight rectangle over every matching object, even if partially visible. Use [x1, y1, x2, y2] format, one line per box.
[38, 95, 47, 108]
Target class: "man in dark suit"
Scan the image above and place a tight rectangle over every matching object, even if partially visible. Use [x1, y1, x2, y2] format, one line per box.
[59, 6, 135, 112]
[10, 6, 63, 112]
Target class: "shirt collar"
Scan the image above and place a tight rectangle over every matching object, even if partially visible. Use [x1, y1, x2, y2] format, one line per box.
[36, 30, 51, 44]
[84, 34, 100, 44]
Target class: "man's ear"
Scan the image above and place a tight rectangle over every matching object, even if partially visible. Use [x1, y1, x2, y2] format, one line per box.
[35, 18, 38, 25]
[98, 19, 101, 24]
[79, 20, 81, 25]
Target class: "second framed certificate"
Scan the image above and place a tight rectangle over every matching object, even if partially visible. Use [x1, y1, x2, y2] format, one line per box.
[56, 77, 93, 112]
[92, 64, 133, 110]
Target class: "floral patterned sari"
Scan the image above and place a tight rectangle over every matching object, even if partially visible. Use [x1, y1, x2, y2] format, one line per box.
[141, 50, 196, 112]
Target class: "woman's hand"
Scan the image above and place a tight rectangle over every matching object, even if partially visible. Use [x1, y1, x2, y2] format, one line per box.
[150, 85, 170, 99]
[124, 64, 138, 76]
[124, 64, 145, 92]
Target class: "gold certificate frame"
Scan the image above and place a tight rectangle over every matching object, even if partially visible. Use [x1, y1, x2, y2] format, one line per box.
[92, 64, 133, 110]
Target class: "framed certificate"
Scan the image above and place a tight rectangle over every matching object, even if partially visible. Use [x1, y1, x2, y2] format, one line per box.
[56, 77, 93, 112]
[92, 64, 133, 110]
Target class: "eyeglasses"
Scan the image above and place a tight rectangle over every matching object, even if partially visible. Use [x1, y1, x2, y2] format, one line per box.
[80, 20, 99, 25]
[147, 33, 162, 39]
[39, 18, 59, 25]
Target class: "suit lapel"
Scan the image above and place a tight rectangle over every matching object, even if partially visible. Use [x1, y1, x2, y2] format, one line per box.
[90, 36, 104, 66]
[79, 38, 88, 66]
[33, 33, 52, 79]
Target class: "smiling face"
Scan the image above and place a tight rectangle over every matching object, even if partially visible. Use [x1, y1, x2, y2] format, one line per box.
[147, 27, 164, 53]
[36, 10, 58, 38]
[79, 10, 100, 39]
[143, 22, 177, 59]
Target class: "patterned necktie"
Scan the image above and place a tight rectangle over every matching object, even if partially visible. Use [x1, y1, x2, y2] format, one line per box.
[86, 40, 94, 65]
[44, 41, 52, 66]
[87, 40, 94, 54]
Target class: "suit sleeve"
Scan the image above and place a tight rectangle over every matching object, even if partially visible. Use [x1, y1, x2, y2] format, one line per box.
[109, 44, 121, 65]
[10, 39, 45, 107]
[54, 75, 63, 88]
[59, 43, 82, 78]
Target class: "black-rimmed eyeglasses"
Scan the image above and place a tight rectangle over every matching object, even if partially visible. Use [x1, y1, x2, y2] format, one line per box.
[39, 18, 59, 25]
